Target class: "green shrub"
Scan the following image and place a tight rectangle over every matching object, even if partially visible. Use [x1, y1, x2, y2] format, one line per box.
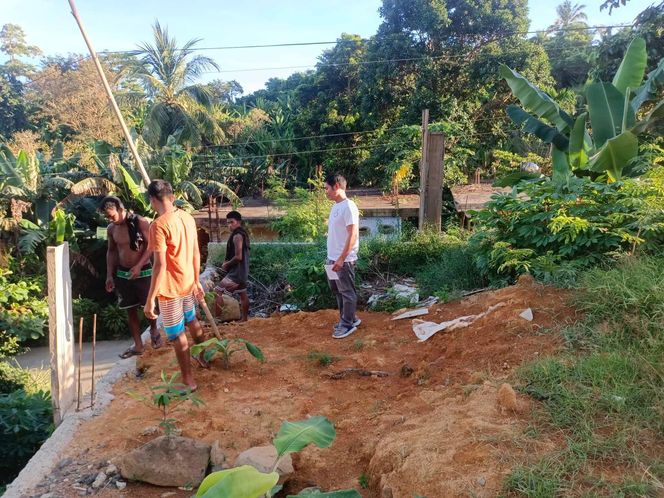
[471, 169, 664, 282]
[0, 389, 53, 485]
[286, 246, 337, 310]
[99, 304, 129, 338]
[248, 243, 318, 285]
[0, 362, 30, 394]
[414, 244, 486, 297]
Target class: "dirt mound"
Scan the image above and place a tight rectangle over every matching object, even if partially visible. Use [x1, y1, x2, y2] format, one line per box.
[42, 277, 573, 498]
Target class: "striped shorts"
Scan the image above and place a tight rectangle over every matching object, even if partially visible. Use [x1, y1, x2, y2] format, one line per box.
[158, 294, 197, 340]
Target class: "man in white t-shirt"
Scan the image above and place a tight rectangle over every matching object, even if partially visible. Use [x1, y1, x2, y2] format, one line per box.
[324, 173, 361, 339]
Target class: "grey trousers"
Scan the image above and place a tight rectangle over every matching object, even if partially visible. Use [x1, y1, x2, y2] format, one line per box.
[326, 259, 357, 328]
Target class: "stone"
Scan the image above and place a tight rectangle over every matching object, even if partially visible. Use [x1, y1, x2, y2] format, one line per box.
[118, 436, 211, 487]
[478, 476, 487, 487]
[210, 440, 227, 471]
[519, 308, 534, 321]
[234, 445, 293, 476]
[140, 426, 159, 437]
[91, 472, 107, 489]
[214, 294, 241, 322]
[115, 481, 127, 490]
[497, 383, 519, 412]
[104, 464, 118, 476]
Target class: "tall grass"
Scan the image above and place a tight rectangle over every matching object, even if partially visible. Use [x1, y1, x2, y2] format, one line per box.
[505, 255, 664, 496]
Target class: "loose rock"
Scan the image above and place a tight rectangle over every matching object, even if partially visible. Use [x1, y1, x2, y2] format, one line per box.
[497, 383, 519, 412]
[234, 445, 293, 476]
[91, 472, 107, 489]
[115, 481, 127, 490]
[210, 440, 227, 471]
[118, 436, 211, 487]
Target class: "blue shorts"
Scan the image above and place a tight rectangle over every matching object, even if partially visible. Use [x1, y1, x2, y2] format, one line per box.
[158, 294, 197, 340]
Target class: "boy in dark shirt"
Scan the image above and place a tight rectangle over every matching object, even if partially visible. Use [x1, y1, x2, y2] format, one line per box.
[214, 211, 250, 321]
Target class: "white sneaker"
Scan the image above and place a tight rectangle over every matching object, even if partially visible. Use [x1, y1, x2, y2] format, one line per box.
[332, 325, 357, 339]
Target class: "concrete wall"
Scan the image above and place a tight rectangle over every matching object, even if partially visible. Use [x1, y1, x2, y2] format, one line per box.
[47, 243, 76, 426]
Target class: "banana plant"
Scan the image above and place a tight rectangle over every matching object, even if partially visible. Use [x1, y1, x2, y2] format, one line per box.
[501, 37, 664, 184]
[195, 416, 360, 498]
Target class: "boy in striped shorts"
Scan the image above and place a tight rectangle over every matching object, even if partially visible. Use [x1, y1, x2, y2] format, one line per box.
[144, 180, 207, 391]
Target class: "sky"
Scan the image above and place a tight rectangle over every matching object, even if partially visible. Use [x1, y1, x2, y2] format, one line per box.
[0, 0, 654, 94]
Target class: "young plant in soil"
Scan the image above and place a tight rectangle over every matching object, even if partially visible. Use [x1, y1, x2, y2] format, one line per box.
[128, 370, 203, 435]
[190, 338, 264, 369]
[195, 416, 361, 498]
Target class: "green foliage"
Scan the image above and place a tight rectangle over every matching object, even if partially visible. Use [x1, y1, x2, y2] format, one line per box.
[471, 170, 664, 282]
[370, 295, 414, 313]
[128, 370, 203, 436]
[286, 245, 337, 310]
[0, 389, 53, 485]
[501, 36, 664, 183]
[358, 473, 369, 489]
[0, 361, 29, 394]
[190, 338, 264, 370]
[197, 416, 341, 498]
[99, 304, 129, 338]
[414, 244, 486, 297]
[307, 351, 335, 367]
[0, 267, 47, 354]
[266, 174, 331, 242]
[507, 255, 664, 494]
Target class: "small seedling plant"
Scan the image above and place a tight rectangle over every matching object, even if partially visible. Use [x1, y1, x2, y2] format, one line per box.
[195, 416, 361, 498]
[190, 338, 264, 369]
[128, 370, 203, 435]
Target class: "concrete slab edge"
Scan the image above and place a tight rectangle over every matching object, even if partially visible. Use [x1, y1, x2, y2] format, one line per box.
[4, 328, 152, 498]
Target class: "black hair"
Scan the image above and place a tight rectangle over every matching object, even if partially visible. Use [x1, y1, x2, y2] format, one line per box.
[99, 196, 124, 212]
[147, 179, 174, 201]
[226, 211, 242, 222]
[324, 172, 347, 189]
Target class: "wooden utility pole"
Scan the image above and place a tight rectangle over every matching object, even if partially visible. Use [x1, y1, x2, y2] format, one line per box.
[423, 132, 445, 231]
[418, 109, 430, 230]
[68, 0, 151, 188]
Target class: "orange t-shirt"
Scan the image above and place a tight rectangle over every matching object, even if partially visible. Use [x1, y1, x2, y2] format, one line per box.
[148, 209, 198, 299]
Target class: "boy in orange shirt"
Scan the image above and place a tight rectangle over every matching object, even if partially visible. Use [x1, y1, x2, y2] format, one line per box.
[144, 180, 207, 391]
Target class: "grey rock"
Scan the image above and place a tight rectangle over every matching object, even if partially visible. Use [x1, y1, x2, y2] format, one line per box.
[234, 444, 293, 476]
[478, 476, 486, 487]
[115, 481, 127, 490]
[91, 472, 107, 489]
[57, 458, 73, 470]
[210, 440, 227, 472]
[77, 474, 96, 486]
[118, 435, 211, 487]
[140, 426, 159, 436]
[105, 464, 118, 476]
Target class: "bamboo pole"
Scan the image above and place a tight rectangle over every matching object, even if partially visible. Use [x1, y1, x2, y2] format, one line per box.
[199, 298, 222, 340]
[91, 313, 97, 408]
[67, 0, 151, 188]
[76, 317, 83, 411]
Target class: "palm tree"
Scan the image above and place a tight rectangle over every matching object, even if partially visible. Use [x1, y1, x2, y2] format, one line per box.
[131, 21, 223, 148]
[551, 1, 588, 30]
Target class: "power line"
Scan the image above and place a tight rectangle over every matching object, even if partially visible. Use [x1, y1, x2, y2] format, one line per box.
[99, 24, 634, 55]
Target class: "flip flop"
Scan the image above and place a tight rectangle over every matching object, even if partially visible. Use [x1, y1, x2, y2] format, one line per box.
[191, 354, 210, 369]
[119, 347, 143, 359]
[151, 333, 163, 349]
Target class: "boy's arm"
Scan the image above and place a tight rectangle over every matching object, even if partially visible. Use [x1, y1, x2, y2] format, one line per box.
[221, 234, 244, 270]
[105, 225, 117, 291]
[144, 250, 165, 319]
[129, 217, 153, 278]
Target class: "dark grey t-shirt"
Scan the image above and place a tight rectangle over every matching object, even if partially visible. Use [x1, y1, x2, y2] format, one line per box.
[225, 228, 250, 285]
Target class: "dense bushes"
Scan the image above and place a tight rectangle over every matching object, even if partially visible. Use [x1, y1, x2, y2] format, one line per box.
[0, 388, 53, 485]
[471, 168, 664, 283]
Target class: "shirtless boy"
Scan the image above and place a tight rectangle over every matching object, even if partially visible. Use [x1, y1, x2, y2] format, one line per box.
[100, 196, 161, 358]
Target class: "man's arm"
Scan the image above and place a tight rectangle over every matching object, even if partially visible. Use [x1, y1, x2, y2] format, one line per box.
[144, 251, 166, 319]
[221, 234, 244, 271]
[332, 223, 358, 272]
[105, 225, 117, 292]
[129, 217, 153, 278]
[192, 231, 204, 299]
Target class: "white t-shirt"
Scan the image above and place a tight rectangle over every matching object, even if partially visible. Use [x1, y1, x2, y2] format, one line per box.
[327, 198, 360, 262]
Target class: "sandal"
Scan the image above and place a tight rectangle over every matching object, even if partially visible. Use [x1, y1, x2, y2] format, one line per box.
[151, 333, 163, 349]
[119, 347, 143, 359]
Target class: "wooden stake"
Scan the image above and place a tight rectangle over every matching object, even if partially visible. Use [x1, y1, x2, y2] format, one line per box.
[67, 0, 151, 188]
[207, 195, 213, 242]
[418, 109, 430, 230]
[91, 314, 97, 408]
[76, 317, 83, 411]
[214, 197, 221, 242]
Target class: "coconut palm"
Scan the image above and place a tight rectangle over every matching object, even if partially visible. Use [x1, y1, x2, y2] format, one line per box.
[131, 21, 223, 148]
[551, 1, 588, 30]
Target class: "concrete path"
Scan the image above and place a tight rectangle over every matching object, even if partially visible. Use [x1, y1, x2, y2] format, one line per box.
[15, 339, 132, 397]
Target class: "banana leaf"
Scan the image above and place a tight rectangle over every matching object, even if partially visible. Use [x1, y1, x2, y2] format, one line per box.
[568, 113, 589, 169]
[631, 58, 664, 113]
[500, 65, 574, 132]
[586, 82, 634, 148]
[506, 105, 569, 150]
[631, 100, 664, 134]
[612, 37, 647, 95]
[273, 416, 336, 458]
[552, 147, 571, 186]
[588, 131, 638, 181]
[196, 465, 278, 498]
